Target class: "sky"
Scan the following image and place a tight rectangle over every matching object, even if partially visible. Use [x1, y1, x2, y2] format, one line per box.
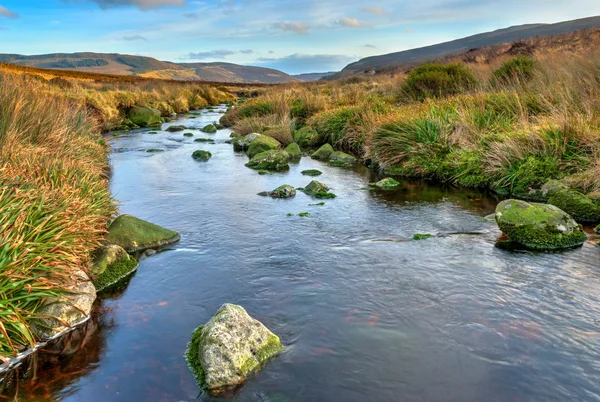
[0, 1, 599, 74]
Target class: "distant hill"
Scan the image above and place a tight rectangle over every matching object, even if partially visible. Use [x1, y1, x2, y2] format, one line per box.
[330, 15, 600, 79]
[293, 72, 336, 81]
[0, 53, 297, 83]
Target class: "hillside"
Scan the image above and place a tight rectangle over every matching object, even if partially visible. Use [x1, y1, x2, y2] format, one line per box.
[0, 52, 297, 83]
[330, 15, 600, 79]
[293, 72, 336, 81]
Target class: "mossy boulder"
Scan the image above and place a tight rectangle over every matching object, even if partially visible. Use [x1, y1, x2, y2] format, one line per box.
[247, 135, 281, 159]
[194, 138, 215, 143]
[201, 124, 217, 133]
[184, 132, 194, 137]
[373, 178, 401, 190]
[311, 143, 334, 160]
[495, 199, 587, 250]
[107, 214, 180, 253]
[192, 150, 212, 161]
[548, 189, 600, 223]
[128, 106, 162, 128]
[33, 270, 96, 340]
[587, 191, 600, 206]
[185, 304, 282, 395]
[269, 185, 296, 199]
[328, 151, 356, 167]
[232, 133, 261, 152]
[166, 125, 187, 132]
[91, 245, 139, 292]
[303, 180, 336, 198]
[293, 126, 321, 148]
[301, 169, 322, 176]
[245, 150, 290, 172]
[283, 143, 302, 159]
[146, 149, 164, 153]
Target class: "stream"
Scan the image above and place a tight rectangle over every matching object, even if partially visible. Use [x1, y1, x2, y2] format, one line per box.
[2, 106, 600, 401]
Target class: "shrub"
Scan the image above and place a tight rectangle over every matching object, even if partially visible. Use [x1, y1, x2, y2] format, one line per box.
[492, 56, 536, 85]
[402, 63, 478, 100]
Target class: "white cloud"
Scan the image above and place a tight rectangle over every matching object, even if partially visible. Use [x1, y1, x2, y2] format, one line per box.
[338, 17, 371, 28]
[274, 21, 309, 35]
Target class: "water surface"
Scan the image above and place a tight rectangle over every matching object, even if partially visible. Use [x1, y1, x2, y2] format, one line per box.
[2, 107, 600, 402]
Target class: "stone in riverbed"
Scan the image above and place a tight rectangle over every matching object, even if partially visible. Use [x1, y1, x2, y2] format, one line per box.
[107, 214, 180, 253]
[201, 124, 217, 133]
[548, 189, 600, 223]
[283, 143, 302, 160]
[128, 106, 162, 128]
[233, 133, 261, 152]
[245, 150, 289, 172]
[301, 169, 322, 176]
[186, 304, 282, 395]
[495, 199, 587, 250]
[269, 185, 296, 199]
[91, 245, 139, 292]
[32, 270, 96, 340]
[328, 151, 356, 167]
[293, 126, 321, 148]
[247, 135, 281, 159]
[311, 143, 334, 161]
[372, 178, 400, 190]
[303, 180, 336, 199]
[192, 150, 212, 161]
[166, 125, 187, 132]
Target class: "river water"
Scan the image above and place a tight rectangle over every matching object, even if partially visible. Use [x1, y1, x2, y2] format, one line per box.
[2, 107, 600, 401]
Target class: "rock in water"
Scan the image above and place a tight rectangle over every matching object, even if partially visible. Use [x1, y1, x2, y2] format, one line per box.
[311, 144, 334, 160]
[232, 133, 261, 152]
[372, 178, 400, 190]
[247, 135, 281, 159]
[33, 270, 96, 339]
[201, 124, 217, 133]
[495, 199, 587, 250]
[283, 143, 302, 159]
[302, 180, 336, 198]
[192, 150, 212, 161]
[245, 150, 290, 172]
[293, 126, 320, 148]
[186, 304, 282, 395]
[107, 214, 180, 253]
[128, 106, 162, 128]
[328, 151, 356, 167]
[91, 244, 139, 292]
[269, 185, 296, 199]
[547, 189, 600, 223]
[301, 169, 322, 177]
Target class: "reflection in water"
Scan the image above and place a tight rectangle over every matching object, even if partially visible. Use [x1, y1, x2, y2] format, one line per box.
[2, 107, 600, 402]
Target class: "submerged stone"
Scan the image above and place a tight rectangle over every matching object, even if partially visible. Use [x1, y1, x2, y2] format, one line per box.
[33, 270, 96, 340]
[413, 234, 433, 240]
[201, 124, 217, 134]
[146, 149, 164, 153]
[298, 212, 310, 217]
[185, 304, 282, 395]
[247, 135, 281, 159]
[166, 125, 187, 132]
[245, 150, 290, 172]
[107, 214, 180, 253]
[194, 138, 215, 143]
[128, 106, 162, 128]
[184, 132, 194, 137]
[495, 199, 587, 250]
[548, 189, 600, 223]
[192, 150, 212, 161]
[283, 143, 302, 159]
[301, 169, 322, 177]
[269, 185, 296, 199]
[311, 143, 334, 161]
[373, 178, 401, 190]
[328, 151, 356, 167]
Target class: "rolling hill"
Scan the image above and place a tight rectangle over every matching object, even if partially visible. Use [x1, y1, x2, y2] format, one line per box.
[0, 52, 298, 83]
[330, 15, 600, 79]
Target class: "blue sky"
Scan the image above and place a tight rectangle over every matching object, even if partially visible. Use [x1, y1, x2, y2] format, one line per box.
[0, 1, 599, 74]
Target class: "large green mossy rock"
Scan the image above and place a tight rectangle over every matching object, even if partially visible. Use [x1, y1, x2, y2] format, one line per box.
[301, 169, 322, 176]
[269, 184, 296, 199]
[91, 244, 139, 292]
[372, 178, 401, 190]
[293, 126, 320, 148]
[107, 214, 181, 253]
[186, 304, 282, 395]
[192, 150, 212, 161]
[166, 125, 187, 132]
[303, 180, 336, 199]
[247, 135, 281, 159]
[495, 199, 587, 250]
[548, 189, 600, 223]
[328, 151, 356, 167]
[283, 143, 302, 159]
[201, 124, 217, 133]
[245, 150, 290, 172]
[128, 106, 162, 128]
[232, 133, 261, 152]
[311, 144, 334, 161]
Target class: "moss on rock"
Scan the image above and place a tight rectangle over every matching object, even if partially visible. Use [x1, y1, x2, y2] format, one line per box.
[247, 135, 281, 159]
[166, 125, 186, 132]
[328, 151, 356, 167]
[548, 189, 600, 223]
[413, 234, 433, 240]
[245, 150, 290, 172]
[194, 138, 215, 143]
[495, 199, 587, 250]
[311, 144, 334, 160]
[184, 132, 194, 137]
[303, 180, 329, 196]
[93, 254, 139, 293]
[107, 214, 180, 253]
[128, 106, 162, 128]
[283, 143, 302, 159]
[301, 169, 322, 176]
[146, 149, 164, 153]
[269, 184, 296, 199]
[372, 178, 401, 190]
[293, 126, 321, 148]
[192, 150, 212, 161]
[201, 124, 217, 133]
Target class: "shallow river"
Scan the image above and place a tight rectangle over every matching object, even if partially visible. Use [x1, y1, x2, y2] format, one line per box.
[2, 107, 600, 401]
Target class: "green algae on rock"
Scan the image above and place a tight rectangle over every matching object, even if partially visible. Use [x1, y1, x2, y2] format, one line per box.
[548, 189, 600, 223]
[301, 169, 322, 176]
[128, 106, 162, 128]
[247, 135, 281, 159]
[184, 132, 194, 137]
[245, 150, 290, 172]
[232, 133, 261, 152]
[372, 178, 401, 190]
[146, 149, 164, 153]
[495, 199, 587, 250]
[269, 185, 296, 199]
[194, 138, 215, 143]
[328, 151, 356, 167]
[166, 125, 187, 132]
[303, 180, 329, 196]
[311, 143, 334, 160]
[298, 212, 311, 217]
[92, 245, 139, 293]
[413, 234, 433, 240]
[293, 126, 321, 148]
[201, 124, 217, 133]
[283, 143, 302, 159]
[192, 150, 212, 161]
[107, 214, 181, 253]
[185, 304, 282, 395]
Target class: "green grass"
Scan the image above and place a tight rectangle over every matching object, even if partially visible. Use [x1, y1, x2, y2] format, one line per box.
[401, 62, 478, 101]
